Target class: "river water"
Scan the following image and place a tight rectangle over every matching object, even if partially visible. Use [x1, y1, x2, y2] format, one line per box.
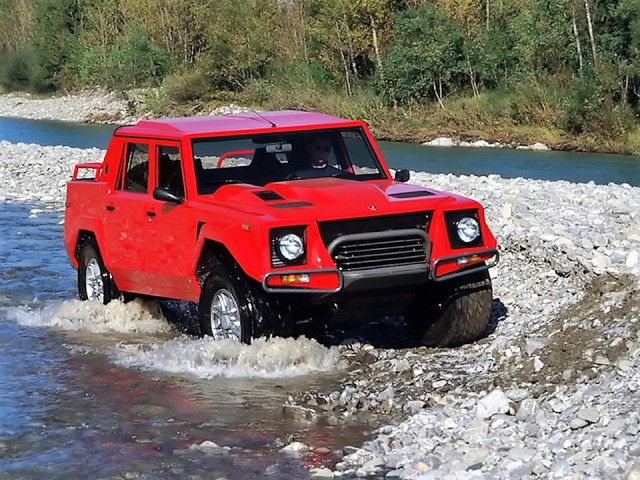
[0, 116, 638, 478]
[1, 117, 638, 186]
[0, 201, 378, 478]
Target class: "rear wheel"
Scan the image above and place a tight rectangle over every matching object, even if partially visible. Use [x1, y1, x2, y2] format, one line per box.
[77, 242, 117, 304]
[198, 258, 292, 343]
[405, 269, 493, 347]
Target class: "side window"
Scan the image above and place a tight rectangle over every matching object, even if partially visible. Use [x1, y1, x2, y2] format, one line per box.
[157, 145, 184, 198]
[120, 143, 149, 193]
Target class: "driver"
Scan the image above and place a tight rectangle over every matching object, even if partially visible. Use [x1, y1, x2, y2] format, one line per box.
[289, 135, 341, 179]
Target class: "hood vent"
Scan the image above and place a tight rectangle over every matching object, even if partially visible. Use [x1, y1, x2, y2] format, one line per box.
[254, 190, 284, 201]
[389, 190, 435, 199]
[270, 201, 313, 209]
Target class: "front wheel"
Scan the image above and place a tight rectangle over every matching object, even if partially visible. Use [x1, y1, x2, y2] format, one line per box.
[405, 269, 493, 347]
[198, 258, 292, 343]
[77, 242, 117, 304]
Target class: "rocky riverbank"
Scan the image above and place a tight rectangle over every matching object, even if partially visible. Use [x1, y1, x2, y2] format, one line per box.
[0, 90, 140, 123]
[1, 140, 639, 478]
[0, 91, 550, 151]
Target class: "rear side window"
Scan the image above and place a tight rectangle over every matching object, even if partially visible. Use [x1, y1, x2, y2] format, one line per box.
[117, 143, 149, 193]
[157, 145, 184, 198]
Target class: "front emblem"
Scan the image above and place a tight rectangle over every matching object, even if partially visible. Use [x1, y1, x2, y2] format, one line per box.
[369, 205, 377, 211]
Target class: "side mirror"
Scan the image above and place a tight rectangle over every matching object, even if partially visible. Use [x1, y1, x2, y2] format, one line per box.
[394, 169, 410, 183]
[153, 187, 184, 204]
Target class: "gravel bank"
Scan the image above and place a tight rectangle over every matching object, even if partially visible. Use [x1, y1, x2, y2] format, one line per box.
[1, 141, 639, 479]
[0, 91, 138, 123]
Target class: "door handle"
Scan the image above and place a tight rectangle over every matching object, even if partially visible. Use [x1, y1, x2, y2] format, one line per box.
[106, 205, 115, 211]
[146, 211, 156, 217]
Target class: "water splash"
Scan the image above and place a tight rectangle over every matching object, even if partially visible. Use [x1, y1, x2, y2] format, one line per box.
[10, 298, 174, 334]
[8, 298, 344, 379]
[111, 335, 345, 379]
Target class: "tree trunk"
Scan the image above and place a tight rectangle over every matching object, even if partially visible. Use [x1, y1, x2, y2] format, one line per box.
[334, 24, 353, 96]
[466, 52, 479, 98]
[433, 80, 445, 109]
[486, 0, 490, 30]
[371, 16, 384, 83]
[584, 0, 597, 65]
[571, 5, 584, 75]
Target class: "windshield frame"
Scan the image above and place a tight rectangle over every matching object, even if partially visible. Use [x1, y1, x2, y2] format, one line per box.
[190, 127, 387, 195]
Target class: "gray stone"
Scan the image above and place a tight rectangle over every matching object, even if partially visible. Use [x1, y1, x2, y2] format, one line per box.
[508, 447, 537, 462]
[462, 447, 490, 470]
[525, 337, 546, 355]
[476, 390, 510, 419]
[403, 400, 425, 415]
[577, 407, 600, 424]
[309, 467, 334, 479]
[570, 418, 589, 430]
[462, 420, 489, 443]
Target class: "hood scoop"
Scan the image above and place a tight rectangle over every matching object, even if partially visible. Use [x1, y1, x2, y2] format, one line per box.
[389, 190, 435, 199]
[254, 190, 284, 201]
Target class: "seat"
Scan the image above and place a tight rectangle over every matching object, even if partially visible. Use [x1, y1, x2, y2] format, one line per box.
[250, 147, 285, 184]
[159, 154, 184, 196]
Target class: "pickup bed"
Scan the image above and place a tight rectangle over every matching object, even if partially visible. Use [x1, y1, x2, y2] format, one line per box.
[64, 110, 498, 346]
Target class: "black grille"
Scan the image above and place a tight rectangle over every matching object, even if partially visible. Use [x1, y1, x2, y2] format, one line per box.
[328, 230, 429, 272]
[318, 211, 430, 246]
[254, 190, 284, 201]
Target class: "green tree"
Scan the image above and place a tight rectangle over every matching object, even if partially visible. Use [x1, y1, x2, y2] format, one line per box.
[192, 0, 282, 91]
[381, 3, 466, 106]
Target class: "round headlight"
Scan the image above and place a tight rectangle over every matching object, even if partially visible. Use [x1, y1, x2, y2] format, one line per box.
[457, 217, 480, 243]
[278, 233, 305, 260]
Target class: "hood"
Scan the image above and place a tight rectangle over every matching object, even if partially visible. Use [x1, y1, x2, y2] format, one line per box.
[196, 178, 458, 221]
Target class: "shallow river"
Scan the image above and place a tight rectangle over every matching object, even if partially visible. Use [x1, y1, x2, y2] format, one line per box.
[0, 202, 374, 479]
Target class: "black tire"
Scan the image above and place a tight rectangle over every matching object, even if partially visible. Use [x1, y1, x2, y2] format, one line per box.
[77, 242, 118, 305]
[198, 257, 292, 343]
[405, 269, 493, 347]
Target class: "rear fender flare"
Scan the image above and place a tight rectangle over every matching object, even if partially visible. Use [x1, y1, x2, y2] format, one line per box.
[69, 216, 107, 269]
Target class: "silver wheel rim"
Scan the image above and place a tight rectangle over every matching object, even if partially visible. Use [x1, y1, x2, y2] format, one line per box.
[210, 288, 241, 341]
[85, 257, 105, 303]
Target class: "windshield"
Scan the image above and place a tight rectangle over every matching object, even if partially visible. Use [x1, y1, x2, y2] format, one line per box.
[191, 127, 386, 194]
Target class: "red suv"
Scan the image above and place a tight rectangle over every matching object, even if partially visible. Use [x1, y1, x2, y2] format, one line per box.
[64, 111, 498, 347]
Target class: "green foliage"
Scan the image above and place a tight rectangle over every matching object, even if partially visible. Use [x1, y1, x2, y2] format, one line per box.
[163, 70, 210, 103]
[0, 48, 51, 92]
[381, 4, 466, 104]
[107, 25, 170, 87]
[30, 0, 83, 89]
[194, 0, 282, 91]
[561, 75, 634, 139]
[3, 0, 640, 150]
[509, 74, 566, 127]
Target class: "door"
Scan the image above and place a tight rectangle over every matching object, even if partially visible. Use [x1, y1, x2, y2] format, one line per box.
[142, 143, 199, 301]
[103, 141, 151, 292]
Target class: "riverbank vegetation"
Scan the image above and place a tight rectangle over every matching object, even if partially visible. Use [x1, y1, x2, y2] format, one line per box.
[1, 0, 640, 154]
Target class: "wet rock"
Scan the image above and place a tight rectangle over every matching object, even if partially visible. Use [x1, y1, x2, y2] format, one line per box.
[283, 404, 318, 422]
[309, 467, 334, 479]
[281, 442, 309, 453]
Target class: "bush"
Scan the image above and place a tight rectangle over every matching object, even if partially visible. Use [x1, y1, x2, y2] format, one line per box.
[561, 76, 634, 140]
[507, 74, 567, 127]
[163, 70, 210, 103]
[107, 25, 170, 88]
[0, 49, 52, 92]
